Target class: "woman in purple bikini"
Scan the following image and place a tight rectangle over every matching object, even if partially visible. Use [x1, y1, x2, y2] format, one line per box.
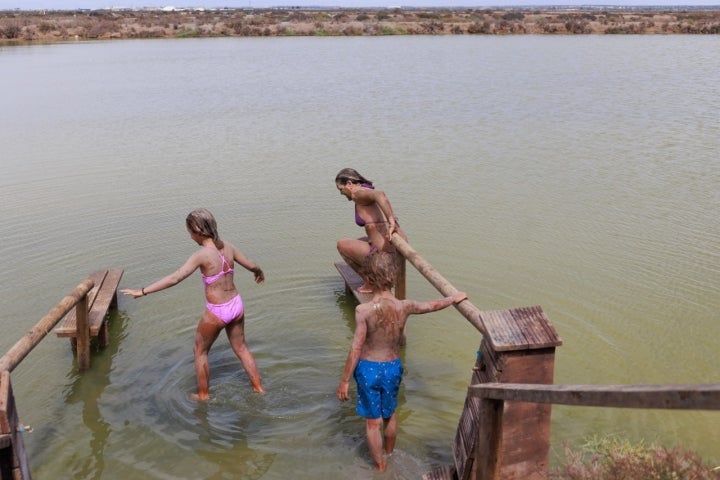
[121, 208, 265, 400]
[335, 168, 407, 293]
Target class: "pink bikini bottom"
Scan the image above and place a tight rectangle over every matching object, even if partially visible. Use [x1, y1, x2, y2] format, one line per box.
[206, 294, 244, 325]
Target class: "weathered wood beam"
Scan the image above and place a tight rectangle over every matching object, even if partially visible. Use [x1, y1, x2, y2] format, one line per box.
[391, 233, 485, 334]
[469, 382, 720, 410]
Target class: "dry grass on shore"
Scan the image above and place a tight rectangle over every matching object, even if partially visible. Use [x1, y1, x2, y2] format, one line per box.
[550, 435, 720, 480]
[1, 7, 720, 43]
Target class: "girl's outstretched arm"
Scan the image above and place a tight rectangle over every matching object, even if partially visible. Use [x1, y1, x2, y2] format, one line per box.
[120, 251, 204, 298]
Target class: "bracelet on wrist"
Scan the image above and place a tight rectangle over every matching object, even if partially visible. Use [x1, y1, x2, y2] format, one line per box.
[141, 287, 146, 296]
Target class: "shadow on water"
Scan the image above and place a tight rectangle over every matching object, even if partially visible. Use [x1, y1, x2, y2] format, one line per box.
[62, 309, 129, 480]
[190, 401, 276, 480]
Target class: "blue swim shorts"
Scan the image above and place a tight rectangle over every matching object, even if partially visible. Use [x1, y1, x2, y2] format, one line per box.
[353, 358, 403, 419]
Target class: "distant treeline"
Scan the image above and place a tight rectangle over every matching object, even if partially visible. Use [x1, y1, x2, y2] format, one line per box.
[2, 6, 719, 42]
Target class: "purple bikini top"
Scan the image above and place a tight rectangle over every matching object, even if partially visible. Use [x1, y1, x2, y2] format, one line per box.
[354, 183, 374, 227]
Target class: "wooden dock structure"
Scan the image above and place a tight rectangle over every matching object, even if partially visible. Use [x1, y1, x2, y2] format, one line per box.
[0, 269, 123, 480]
[54, 269, 124, 370]
[452, 306, 561, 480]
[336, 234, 720, 480]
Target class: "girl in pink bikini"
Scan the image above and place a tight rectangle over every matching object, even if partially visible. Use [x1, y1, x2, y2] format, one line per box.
[335, 168, 407, 293]
[121, 208, 265, 400]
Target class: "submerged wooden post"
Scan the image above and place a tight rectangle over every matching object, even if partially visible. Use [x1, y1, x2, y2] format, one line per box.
[75, 295, 90, 371]
[455, 306, 562, 480]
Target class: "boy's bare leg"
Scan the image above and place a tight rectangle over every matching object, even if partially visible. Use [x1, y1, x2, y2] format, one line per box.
[383, 414, 397, 456]
[365, 418, 387, 471]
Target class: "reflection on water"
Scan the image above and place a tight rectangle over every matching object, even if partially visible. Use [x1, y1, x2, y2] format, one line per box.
[61, 310, 127, 479]
[0, 35, 718, 478]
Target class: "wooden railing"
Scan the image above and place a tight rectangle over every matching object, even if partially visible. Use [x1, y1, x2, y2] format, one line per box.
[1, 278, 94, 480]
[386, 234, 720, 480]
[468, 382, 720, 480]
[0, 279, 94, 373]
[390, 234, 486, 334]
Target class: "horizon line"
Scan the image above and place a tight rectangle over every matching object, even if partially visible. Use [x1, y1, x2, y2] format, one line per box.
[3, 3, 720, 9]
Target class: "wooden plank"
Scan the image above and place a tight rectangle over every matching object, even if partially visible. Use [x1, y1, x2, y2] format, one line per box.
[468, 382, 720, 410]
[54, 269, 124, 339]
[0, 371, 9, 435]
[55, 270, 108, 337]
[334, 262, 372, 304]
[76, 294, 90, 371]
[474, 398, 504, 480]
[88, 269, 123, 336]
[11, 423, 29, 480]
[422, 465, 456, 480]
[0, 371, 30, 480]
[454, 396, 478, 480]
[479, 307, 561, 352]
[454, 350, 487, 480]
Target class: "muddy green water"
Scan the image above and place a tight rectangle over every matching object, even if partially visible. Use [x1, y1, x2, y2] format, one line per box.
[1, 35, 718, 478]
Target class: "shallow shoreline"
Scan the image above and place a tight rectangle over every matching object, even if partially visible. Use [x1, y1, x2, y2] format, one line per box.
[1, 7, 720, 44]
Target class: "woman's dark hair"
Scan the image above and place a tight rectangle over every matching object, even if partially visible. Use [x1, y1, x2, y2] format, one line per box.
[335, 168, 373, 187]
[186, 208, 224, 249]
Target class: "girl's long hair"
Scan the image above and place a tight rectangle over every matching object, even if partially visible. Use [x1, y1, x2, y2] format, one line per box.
[186, 208, 224, 249]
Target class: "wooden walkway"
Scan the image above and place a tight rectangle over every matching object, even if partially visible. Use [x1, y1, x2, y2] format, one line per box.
[55, 269, 123, 339]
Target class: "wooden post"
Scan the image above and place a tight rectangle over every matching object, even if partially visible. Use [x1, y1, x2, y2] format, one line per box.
[75, 295, 90, 371]
[393, 250, 406, 300]
[454, 306, 562, 480]
[474, 398, 503, 480]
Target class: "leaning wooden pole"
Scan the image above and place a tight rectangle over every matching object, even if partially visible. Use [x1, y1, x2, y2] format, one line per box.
[390, 233, 486, 335]
[0, 279, 94, 373]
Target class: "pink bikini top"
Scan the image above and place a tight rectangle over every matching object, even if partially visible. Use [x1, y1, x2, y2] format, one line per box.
[202, 249, 234, 286]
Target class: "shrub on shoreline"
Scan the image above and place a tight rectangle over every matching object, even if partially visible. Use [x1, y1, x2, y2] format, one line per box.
[550, 435, 720, 480]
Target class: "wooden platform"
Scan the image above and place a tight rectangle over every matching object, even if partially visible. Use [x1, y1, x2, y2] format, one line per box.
[480, 305, 562, 352]
[334, 261, 373, 304]
[55, 269, 123, 342]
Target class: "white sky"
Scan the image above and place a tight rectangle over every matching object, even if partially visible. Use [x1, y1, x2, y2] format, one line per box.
[2, 0, 719, 10]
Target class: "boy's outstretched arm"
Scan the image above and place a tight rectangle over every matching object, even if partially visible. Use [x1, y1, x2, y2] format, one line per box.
[405, 291, 467, 315]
